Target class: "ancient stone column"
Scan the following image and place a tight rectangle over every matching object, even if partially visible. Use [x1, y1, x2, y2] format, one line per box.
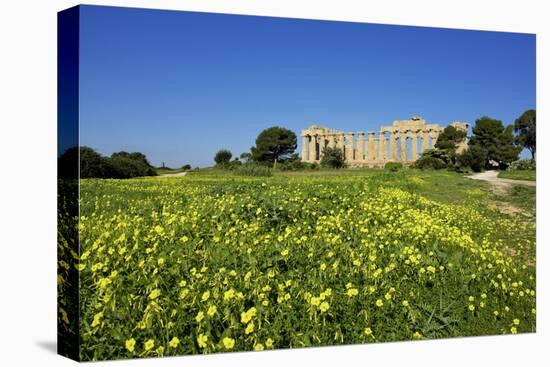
[400, 131, 408, 162]
[373, 138, 380, 161]
[365, 133, 372, 162]
[319, 135, 326, 159]
[389, 131, 397, 161]
[345, 133, 354, 161]
[367, 132, 376, 161]
[411, 132, 418, 161]
[379, 133, 388, 162]
[301, 135, 308, 162]
[328, 134, 336, 149]
[310, 134, 318, 161]
[421, 130, 430, 153]
[357, 132, 365, 161]
[337, 133, 345, 153]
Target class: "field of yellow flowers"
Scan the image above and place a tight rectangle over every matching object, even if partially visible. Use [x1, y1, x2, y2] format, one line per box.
[69, 171, 535, 360]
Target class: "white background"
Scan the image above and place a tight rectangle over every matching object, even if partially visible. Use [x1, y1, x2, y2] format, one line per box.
[0, 0, 547, 365]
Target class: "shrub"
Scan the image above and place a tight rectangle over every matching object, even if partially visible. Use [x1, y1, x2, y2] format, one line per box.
[235, 163, 273, 177]
[79, 147, 115, 178]
[61, 146, 157, 179]
[508, 159, 536, 171]
[414, 156, 447, 170]
[278, 159, 307, 171]
[109, 156, 156, 178]
[228, 159, 243, 169]
[384, 162, 403, 172]
[457, 145, 487, 173]
[181, 164, 192, 170]
[320, 147, 346, 168]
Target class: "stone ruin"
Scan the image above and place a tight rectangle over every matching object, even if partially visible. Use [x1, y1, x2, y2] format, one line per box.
[301, 116, 468, 167]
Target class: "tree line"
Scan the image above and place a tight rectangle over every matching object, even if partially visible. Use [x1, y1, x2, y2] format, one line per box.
[213, 126, 306, 170]
[58, 147, 157, 179]
[415, 109, 535, 172]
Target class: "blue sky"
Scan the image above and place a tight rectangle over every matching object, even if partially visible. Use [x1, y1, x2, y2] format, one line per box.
[79, 5, 536, 167]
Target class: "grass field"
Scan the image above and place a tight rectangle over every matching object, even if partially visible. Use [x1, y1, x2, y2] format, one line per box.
[69, 170, 536, 360]
[498, 170, 536, 181]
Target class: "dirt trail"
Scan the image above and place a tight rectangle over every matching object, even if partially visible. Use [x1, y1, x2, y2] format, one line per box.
[159, 172, 188, 177]
[468, 170, 535, 188]
[468, 170, 535, 215]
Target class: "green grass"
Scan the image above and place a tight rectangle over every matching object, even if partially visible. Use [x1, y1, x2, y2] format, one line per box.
[69, 168, 536, 360]
[498, 170, 536, 181]
[507, 185, 537, 216]
[184, 168, 536, 216]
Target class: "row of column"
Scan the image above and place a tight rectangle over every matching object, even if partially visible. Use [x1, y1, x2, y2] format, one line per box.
[301, 130, 439, 163]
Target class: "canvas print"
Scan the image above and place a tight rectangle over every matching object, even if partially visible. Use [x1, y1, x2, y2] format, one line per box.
[57, 5, 536, 361]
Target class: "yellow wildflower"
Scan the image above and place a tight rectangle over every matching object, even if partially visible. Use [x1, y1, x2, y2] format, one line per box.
[222, 337, 235, 349]
[197, 334, 208, 348]
[125, 338, 136, 352]
[207, 305, 217, 316]
[144, 339, 155, 351]
[196, 311, 205, 323]
[168, 337, 180, 348]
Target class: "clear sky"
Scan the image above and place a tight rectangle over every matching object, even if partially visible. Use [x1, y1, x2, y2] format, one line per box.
[79, 5, 536, 168]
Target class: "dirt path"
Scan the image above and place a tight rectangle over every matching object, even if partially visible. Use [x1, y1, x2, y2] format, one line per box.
[468, 170, 535, 187]
[159, 172, 187, 177]
[468, 170, 535, 215]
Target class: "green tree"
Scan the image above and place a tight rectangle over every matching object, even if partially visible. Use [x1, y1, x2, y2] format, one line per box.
[110, 151, 156, 176]
[469, 116, 521, 169]
[457, 145, 487, 172]
[320, 147, 345, 168]
[435, 125, 467, 153]
[78, 147, 114, 178]
[514, 109, 536, 160]
[111, 151, 154, 168]
[251, 126, 297, 167]
[214, 149, 232, 166]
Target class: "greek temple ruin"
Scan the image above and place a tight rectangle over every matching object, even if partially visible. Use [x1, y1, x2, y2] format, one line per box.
[301, 116, 468, 167]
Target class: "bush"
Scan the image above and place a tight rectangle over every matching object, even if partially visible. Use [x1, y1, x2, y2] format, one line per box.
[384, 162, 403, 172]
[234, 163, 273, 177]
[79, 147, 116, 178]
[227, 159, 243, 169]
[109, 156, 156, 178]
[414, 156, 447, 170]
[320, 147, 345, 168]
[278, 159, 307, 171]
[181, 164, 192, 170]
[59, 147, 157, 179]
[508, 159, 535, 171]
[457, 145, 487, 173]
